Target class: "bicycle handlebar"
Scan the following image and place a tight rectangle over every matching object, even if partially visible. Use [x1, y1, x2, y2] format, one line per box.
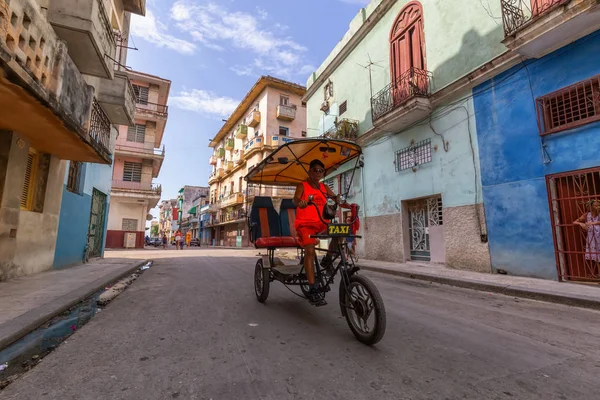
[306, 194, 360, 226]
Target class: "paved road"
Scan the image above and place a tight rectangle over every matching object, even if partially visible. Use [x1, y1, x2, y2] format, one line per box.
[2, 249, 600, 399]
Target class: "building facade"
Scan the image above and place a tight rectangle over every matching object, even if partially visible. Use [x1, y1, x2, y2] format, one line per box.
[106, 70, 171, 249]
[0, 0, 146, 279]
[303, 0, 510, 270]
[207, 76, 306, 247]
[473, 0, 600, 280]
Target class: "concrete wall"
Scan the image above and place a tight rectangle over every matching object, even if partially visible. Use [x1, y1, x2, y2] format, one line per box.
[0, 132, 66, 280]
[472, 32, 600, 279]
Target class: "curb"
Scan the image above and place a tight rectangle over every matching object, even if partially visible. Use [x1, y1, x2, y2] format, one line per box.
[0, 259, 149, 352]
[359, 264, 600, 311]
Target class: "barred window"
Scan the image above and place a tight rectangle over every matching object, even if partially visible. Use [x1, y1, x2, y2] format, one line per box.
[396, 139, 432, 171]
[122, 218, 138, 231]
[20, 149, 38, 210]
[325, 178, 336, 192]
[123, 161, 142, 182]
[339, 101, 347, 116]
[67, 161, 82, 194]
[132, 85, 149, 104]
[537, 75, 600, 135]
[127, 124, 146, 143]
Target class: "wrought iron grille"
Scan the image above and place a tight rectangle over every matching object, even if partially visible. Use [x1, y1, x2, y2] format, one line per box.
[500, 0, 570, 37]
[89, 99, 111, 153]
[371, 67, 432, 121]
[537, 74, 600, 135]
[547, 167, 600, 282]
[396, 139, 432, 171]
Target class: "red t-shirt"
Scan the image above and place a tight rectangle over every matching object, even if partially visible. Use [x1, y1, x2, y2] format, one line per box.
[295, 181, 329, 226]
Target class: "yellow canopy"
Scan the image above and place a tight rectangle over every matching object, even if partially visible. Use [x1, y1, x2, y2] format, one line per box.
[245, 138, 362, 186]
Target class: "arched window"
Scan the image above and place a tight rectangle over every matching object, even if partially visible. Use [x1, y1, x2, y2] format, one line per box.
[390, 1, 426, 80]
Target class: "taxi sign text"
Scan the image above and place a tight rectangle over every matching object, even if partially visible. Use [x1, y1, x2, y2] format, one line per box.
[327, 224, 350, 236]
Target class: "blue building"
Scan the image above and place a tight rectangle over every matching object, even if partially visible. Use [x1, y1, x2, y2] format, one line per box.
[53, 157, 115, 268]
[473, 24, 600, 281]
[198, 204, 211, 246]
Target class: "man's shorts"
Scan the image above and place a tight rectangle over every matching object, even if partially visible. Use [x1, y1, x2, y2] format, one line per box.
[296, 222, 327, 247]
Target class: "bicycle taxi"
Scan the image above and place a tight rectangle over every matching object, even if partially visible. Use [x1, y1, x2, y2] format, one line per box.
[244, 138, 386, 345]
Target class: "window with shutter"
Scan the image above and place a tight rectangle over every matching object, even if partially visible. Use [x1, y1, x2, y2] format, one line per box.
[20, 149, 38, 210]
[67, 161, 82, 194]
[122, 218, 138, 231]
[339, 101, 347, 116]
[390, 2, 426, 86]
[133, 85, 149, 105]
[127, 124, 146, 143]
[123, 162, 142, 182]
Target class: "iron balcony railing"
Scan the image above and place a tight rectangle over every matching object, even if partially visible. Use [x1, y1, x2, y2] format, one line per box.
[112, 180, 162, 194]
[136, 100, 169, 117]
[89, 98, 111, 153]
[371, 67, 432, 121]
[114, 144, 165, 156]
[501, 0, 570, 37]
[322, 118, 359, 142]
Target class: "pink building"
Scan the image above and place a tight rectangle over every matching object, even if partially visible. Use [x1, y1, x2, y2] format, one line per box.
[207, 76, 307, 247]
[106, 70, 171, 248]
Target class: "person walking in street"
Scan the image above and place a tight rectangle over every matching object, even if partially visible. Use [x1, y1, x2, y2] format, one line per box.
[185, 231, 192, 248]
[175, 230, 182, 250]
[162, 235, 167, 249]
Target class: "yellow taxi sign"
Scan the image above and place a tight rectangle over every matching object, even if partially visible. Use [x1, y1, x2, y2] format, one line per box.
[327, 224, 351, 237]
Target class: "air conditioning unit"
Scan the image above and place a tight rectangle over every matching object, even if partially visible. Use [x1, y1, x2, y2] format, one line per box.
[320, 101, 329, 112]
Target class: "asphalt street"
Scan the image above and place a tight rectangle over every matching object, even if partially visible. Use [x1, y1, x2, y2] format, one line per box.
[1, 248, 599, 400]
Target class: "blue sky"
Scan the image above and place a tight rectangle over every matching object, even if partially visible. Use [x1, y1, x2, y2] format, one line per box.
[127, 0, 369, 219]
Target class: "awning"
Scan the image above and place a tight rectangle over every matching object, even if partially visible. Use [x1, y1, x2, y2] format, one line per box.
[188, 206, 197, 215]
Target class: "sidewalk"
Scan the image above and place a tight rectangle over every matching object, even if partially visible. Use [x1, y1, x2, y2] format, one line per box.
[0, 258, 147, 351]
[358, 259, 600, 310]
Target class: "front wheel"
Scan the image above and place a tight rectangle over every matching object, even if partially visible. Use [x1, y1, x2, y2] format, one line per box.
[340, 274, 386, 345]
[254, 259, 270, 303]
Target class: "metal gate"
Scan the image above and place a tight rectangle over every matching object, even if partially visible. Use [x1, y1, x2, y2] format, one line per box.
[408, 196, 442, 262]
[547, 167, 600, 282]
[87, 189, 107, 258]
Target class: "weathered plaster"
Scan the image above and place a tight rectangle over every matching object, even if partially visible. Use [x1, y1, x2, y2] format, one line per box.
[444, 204, 491, 273]
[363, 213, 404, 262]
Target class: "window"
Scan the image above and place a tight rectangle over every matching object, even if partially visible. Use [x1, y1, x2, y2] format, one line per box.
[123, 161, 142, 182]
[340, 171, 353, 194]
[280, 95, 289, 106]
[20, 148, 38, 210]
[279, 126, 289, 136]
[324, 80, 333, 101]
[122, 218, 138, 231]
[339, 101, 347, 116]
[132, 85, 148, 105]
[325, 178, 335, 192]
[390, 2, 426, 79]
[301, 131, 307, 137]
[67, 161, 82, 194]
[127, 124, 146, 143]
[395, 139, 432, 171]
[537, 75, 600, 135]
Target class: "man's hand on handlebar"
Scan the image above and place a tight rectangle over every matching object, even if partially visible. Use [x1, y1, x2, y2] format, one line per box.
[297, 199, 308, 209]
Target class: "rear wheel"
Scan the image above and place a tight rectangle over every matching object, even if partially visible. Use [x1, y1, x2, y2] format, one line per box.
[340, 274, 386, 345]
[254, 259, 270, 303]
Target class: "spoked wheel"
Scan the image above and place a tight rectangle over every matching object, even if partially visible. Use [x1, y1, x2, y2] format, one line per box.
[254, 259, 270, 303]
[340, 274, 386, 345]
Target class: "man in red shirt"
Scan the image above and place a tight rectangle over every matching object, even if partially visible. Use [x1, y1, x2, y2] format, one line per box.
[293, 159, 339, 306]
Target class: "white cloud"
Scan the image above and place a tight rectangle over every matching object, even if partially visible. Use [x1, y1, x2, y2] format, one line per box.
[131, 10, 196, 55]
[230, 65, 253, 76]
[170, 89, 239, 116]
[169, 1, 312, 79]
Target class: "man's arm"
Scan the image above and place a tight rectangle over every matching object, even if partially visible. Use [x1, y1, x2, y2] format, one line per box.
[293, 184, 307, 208]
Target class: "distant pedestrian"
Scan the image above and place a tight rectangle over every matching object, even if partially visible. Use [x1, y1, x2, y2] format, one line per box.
[185, 231, 192, 248]
[162, 236, 167, 249]
[574, 199, 600, 269]
[175, 231, 182, 250]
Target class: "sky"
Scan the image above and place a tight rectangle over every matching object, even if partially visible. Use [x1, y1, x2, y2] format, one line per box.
[126, 0, 370, 220]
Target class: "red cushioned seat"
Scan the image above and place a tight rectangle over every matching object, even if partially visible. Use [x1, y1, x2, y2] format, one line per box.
[255, 236, 299, 248]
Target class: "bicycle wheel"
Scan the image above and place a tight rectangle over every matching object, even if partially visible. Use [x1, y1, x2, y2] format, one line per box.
[254, 259, 270, 303]
[339, 274, 386, 345]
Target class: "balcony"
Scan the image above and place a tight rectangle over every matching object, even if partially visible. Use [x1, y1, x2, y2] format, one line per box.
[111, 180, 161, 208]
[47, 0, 116, 79]
[500, 0, 600, 58]
[215, 147, 225, 159]
[276, 104, 297, 121]
[225, 160, 234, 172]
[97, 71, 136, 125]
[234, 150, 245, 164]
[225, 138, 235, 151]
[208, 172, 218, 185]
[89, 99, 112, 156]
[270, 135, 295, 147]
[236, 124, 248, 139]
[245, 111, 261, 128]
[243, 137, 264, 155]
[216, 168, 224, 178]
[209, 156, 217, 165]
[322, 119, 359, 142]
[123, 0, 147, 15]
[135, 101, 168, 119]
[221, 192, 244, 208]
[371, 67, 433, 134]
[0, 0, 111, 164]
[114, 144, 165, 177]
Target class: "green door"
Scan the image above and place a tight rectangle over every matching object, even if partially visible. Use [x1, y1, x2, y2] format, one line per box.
[88, 189, 107, 258]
